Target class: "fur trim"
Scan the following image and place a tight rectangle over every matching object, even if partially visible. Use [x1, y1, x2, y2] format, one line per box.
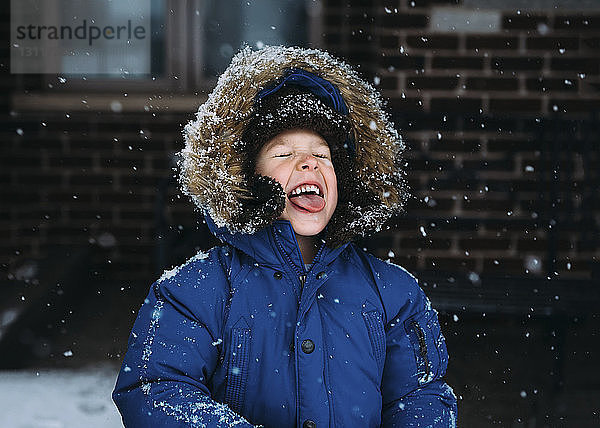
[180, 45, 408, 244]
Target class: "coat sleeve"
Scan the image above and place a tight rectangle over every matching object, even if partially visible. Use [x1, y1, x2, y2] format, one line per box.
[360, 253, 457, 427]
[380, 292, 458, 427]
[112, 249, 257, 427]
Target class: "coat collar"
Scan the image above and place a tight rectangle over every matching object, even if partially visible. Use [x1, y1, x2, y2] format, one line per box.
[206, 215, 348, 270]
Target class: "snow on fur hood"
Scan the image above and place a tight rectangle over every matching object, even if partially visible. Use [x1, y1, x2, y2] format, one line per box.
[180, 45, 408, 245]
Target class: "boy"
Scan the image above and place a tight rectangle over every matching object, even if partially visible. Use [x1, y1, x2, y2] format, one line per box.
[113, 46, 457, 427]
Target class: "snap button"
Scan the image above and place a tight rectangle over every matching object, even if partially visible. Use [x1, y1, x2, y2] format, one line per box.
[316, 271, 326, 280]
[273, 271, 283, 279]
[301, 339, 315, 354]
[303, 420, 316, 428]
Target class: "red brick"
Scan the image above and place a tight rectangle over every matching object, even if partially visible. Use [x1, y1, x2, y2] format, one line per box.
[381, 55, 425, 70]
[346, 0, 375, 7]
[349, 31, 373, 44]
[68, 209, 113, 221]
[549, 99, 600, 113]
[425, 257, 477, 271]
[461, 199, 514, 214]
[429, 177, 479, 191]
[120, 175, 162, 186]
[502, 14, 548, 30]
[461, 159, 514, 171]
[489, 98, 542, 113]
[47, 156, 94, 168]
[408, 157, 454, 171]
[487, 139, 538, 152]
[526, 37, 579, 51]
[430, 97, 482, 112]
[348, 14, 375, 26]
[1, 189, 41, 204]
[405, 197, 455, 211]
[386, 96, 425, 112]
[324, 33, 342, 45]
[15, 137, 65, 150]
[584, 81, 600, 93]
[466, 36, 518, 50]
[429, 139, 482, 152]
[381, 13, 429, 29]
[554, 15, 600, 30]
[550, 58, 600, 74]
[400, 238, 452, 250]
[347, 51, 377, 64]
[406, 0, 460, 7]
[582, 37, 600, 51]
[95, 192, 153, 205]
[518, 239, 572, 252]
[406, 76, 459, 90]
[380, 35, 400, 49]
[406, 35, 459, 50]
[431, 56, 484, 70]
[14, 172, 63, 186]
[459, 238, 511, 251]
[482, 258, 526, 274]
[492, 57, 544, 71]
[525, 77, 578, 92]
[119, 210, 154, 221]
[324, 13, 343, 26]
[465, 77, 519, 91]
[376, 76, 398, 90]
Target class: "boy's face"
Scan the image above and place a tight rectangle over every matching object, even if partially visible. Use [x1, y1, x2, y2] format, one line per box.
[255, 128, 338, 237]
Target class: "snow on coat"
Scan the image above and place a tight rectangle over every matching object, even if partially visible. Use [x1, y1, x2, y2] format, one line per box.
[113, 46, 457, 427]
[113, 220, 457, 427]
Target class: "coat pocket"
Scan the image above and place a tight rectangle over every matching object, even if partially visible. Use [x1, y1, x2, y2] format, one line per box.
[225, 318, 251, 414]
[404, 310, 445, 387]
[362, 309, 386, 372]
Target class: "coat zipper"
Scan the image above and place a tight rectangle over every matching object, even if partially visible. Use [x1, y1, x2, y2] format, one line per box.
[273, 230, 324, 289]
[412, 320, 430, 376]
[298, 274, 306, 287]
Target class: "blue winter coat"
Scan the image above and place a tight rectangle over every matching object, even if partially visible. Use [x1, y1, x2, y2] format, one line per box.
[113, 218, 457, 427]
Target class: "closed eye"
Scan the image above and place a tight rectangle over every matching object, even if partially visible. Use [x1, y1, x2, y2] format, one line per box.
[273, 153, 291, 158]
[314, 153, 329, 159]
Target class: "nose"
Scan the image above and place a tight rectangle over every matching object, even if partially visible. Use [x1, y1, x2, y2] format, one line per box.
[296, 153, 319, 171]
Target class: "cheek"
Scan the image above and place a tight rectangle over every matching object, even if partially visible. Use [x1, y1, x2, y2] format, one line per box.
[327, 171, 338, 209]
[256, 161, 287, 188]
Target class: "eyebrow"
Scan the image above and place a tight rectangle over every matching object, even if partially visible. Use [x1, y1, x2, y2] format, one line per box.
[264, 134, 329, 151]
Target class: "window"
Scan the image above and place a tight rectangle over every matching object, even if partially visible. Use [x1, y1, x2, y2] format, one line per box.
[18, 0, 319, 95]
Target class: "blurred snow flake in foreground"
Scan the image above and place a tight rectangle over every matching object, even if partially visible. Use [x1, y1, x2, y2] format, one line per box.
[467, 271, 481, 286]
[524, 255, 542, 274]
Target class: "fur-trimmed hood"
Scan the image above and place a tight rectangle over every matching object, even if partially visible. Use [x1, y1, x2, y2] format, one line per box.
[180, 45, 408, 245]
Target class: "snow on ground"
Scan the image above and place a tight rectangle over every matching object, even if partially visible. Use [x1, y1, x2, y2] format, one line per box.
[0, 364, 123, 428]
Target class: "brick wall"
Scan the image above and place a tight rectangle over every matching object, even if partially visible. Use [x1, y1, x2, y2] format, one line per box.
[323, 0, 599, 284]
[2, 2, 598, 286]
[1, 1, 600, 425]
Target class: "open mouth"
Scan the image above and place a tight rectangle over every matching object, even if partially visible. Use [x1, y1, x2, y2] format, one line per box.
[288, 183, 325, 213]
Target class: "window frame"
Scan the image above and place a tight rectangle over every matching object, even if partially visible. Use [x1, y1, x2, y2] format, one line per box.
[34, 0, 323, 96]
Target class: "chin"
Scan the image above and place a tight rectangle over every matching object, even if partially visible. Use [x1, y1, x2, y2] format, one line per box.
[286, 214, 329, 237]
[291, 223, 326, 237]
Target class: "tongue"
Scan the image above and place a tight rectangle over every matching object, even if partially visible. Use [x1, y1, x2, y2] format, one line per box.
[290, 194, 325, 213]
